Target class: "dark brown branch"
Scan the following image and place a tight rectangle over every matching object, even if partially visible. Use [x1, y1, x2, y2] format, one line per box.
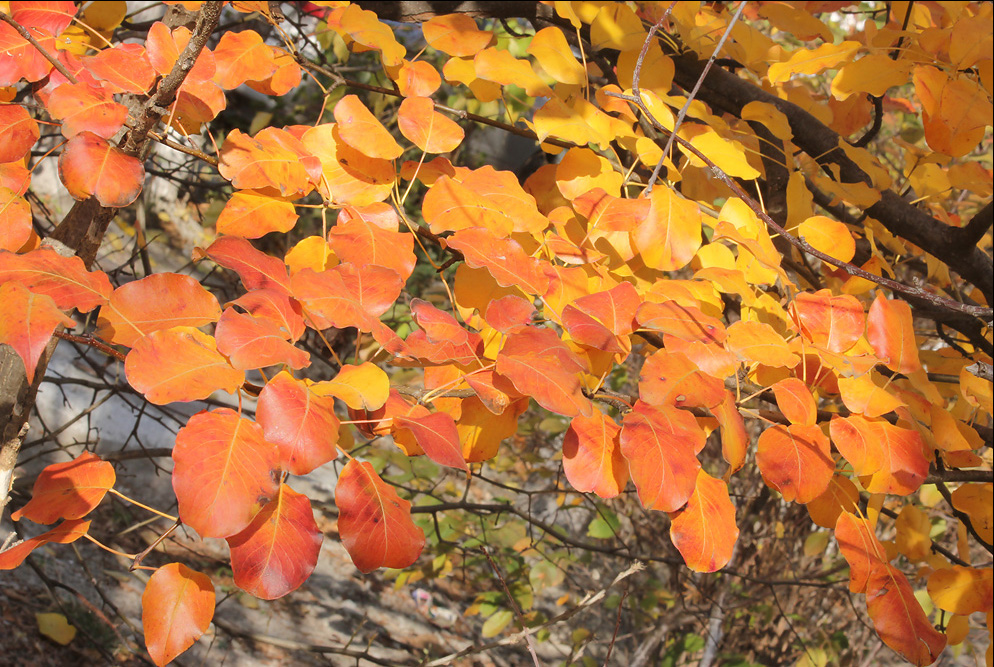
[956, 200, 993, 250]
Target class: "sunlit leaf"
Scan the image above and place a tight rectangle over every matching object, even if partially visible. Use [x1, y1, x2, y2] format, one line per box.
[218, 127, 321, 197]
[563, 409, 627, 498]
[11, 452, 114, 524]
[142, 563, 215, 667]
[927, 566, 993, 615]
[398, 96, 464, 154]
[669, 470, 738, 572]
[0, 104, 40, 162]
[212, 29, 276, 89]
[446, 228, 550, 296]
[867, 293, 921, 375]
[312, 362, 390, 411]
[227, 484, 323, 600]
[395, 411, 467, 471]
[216, 190, 298, 238]
[495, 326, 592, 418]
[257, 371, 339, 475]
[866, 563, 947, 666]
[792, 290, 864, 354]
[0, 248, 111, 312]
[0, 282, 75, 382]
[335, 459, 425, 573]
[58, 131, 144, 207]
[756, 424, 833, 503]
[422, 14, 492, 57]
[198, 235, 291, 293]
[329, 204, 416, 281]
[771, 378, 817, 426]
[334, 94, 402, 160]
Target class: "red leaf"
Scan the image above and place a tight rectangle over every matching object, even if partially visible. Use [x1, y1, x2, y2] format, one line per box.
[10, 1, 77, 35]
[636, 300, 726, 344]
[394, 411, 467, 471]
[333, 94, 403, 160]
[198, 236, 291, 293]
[214, 308, 310, 370]
[867, 293, 921, 375]
[172, 409, 280, 539]
[446, 227, 550, 296]
[0, 519, 90, 570]
[792, 290, 864, 353]
[771, 377, 817, 426]
[142, 563, 215, 667]
[619, 401, 703, 512]
[756, 424, 834, 503]
[256, 371, 339, 475]
[58, 131, 145, 207]
[669, 470, 738, 572]
[11, 452, 114, 524]
[83, 43, 156, 94]
[0, 104, 40, 162]
[410, 298, 468, 345]
[484, 295, 535, 333]
[96, 272, 221, 347]
[290, 264, 403, 331]
[335, 459, 425, 573]
[495, 326, 592, 417]
[47, 83, 128, 138]
[227, 484, 323, 600]
[0, 247, 112, 312]
[125, 327, 244, 405]
[229, 288, 304, 341]
[563, 409, 627, 498]
[329, 204, 416, 281]
[218, 127, 321, 197]
[865, 563, 946, 666]
[0, 282, 75, 382]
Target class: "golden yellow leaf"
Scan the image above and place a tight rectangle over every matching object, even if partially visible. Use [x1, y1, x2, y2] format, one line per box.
[831, 54, 911, 100]
[36, 612, 77, 646]
[768, 41, 860, 85]
[798, 215, 855, 263]
[311, 362, 389, 411]
[687, 129, 760, 180]
[741, 101, 793, 141]
[527, 27, 586, 85]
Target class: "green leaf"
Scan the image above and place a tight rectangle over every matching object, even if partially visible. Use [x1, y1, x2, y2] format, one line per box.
[481, 609, 514, 638]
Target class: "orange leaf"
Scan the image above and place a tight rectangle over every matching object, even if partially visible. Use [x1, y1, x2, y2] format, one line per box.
[326, 4, 406, 67]
[397, 96, 464, 154]
[212, 29, 276, 89]
[771, 377, 817, 426]
[725, 320, 800, 368]
[0, 187, 31, 252]
[83, 43, 156, 94]
[636, 300, 725, 344]
[0, 21, 55, 84]
[10, 1, 77, 35]
[632, 185, 702, 271]
[527, 26, 586, 85]
[125, 327, 244, 405]
[0, 282, 75, 382]
[563, 409, 627, 499]
[866, 563, 947, 666]
[484, 294, 535, 334]
[0, 247, 111, 312]
[837, 374, 904, 418]
[561, 282, 640, 353]
[638, 349, 726, 409]
[867, 293, 921, 375]
[410, 298, 468, 345]
[226, 484, 323, 600]
[229, 289, 304, 342]
[669, 470, 738, 572]
[395, 411, 467, 471]
[792, 290, 864, 354]
[797, 215, 855, 263]
[335, 459, 425, 573]
[835, 511, 888, 594]
[860, 420, 928, 496]
[198, 236, 291, 293]
[392, 59, 441, 97]
[807, 474, 859, 529]
[218, 127, 321, 197]
[172, 408, 280, 538]
[422, 175, 514, 237]
[446, 228, 550, 296]
[142, 563, 215, 667]
[422, 14, 492, 57]
[495, 326, 592, 418]
[300, 123, 395, 206]
[290, 264, 403, 331]
[214, 308, 310, 370]
[257, 371, 339, 476]
[0, 519, 90, 570]
[58, 131, 144, 207]
[619, 401, 703, 512]
[334, 94, 402, 160]
[329, 204, 416, 281]
[712, 391, 748, 475]
[215, 190, 298, 238]
[0, 104, 40, 162]
[11, 452, 114, 524]
[756, 424, 833, 503]
[96, 272, 221, 347]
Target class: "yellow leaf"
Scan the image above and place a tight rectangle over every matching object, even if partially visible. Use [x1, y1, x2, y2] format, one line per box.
[555, 147, 623, 199]
[831, 54, 911, 100]
[758, 3, 833, 42]
[798, 215, 855, 263]
[768, 41, 860, 85]
[589, 3, 644, 51]
[741, 101, 793, 141]
[36, 613, 76, 645]
[687, 130, 760, 180]
[285, 236, 337, 275]
[527, 27, 586, 85]
[311, 362, 389, 410]
[928, 566, 993, 615]
[895, 504, 932, 561]
[951, 484, 993, 543]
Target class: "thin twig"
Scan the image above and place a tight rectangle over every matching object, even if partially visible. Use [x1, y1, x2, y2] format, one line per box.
[0, 11, 78, 84]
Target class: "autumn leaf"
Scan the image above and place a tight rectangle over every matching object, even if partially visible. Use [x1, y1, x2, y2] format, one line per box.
[335, 459, 425, 573]
[334, 94, 403, 160]
[0, 104, 40, 162]
[58, 131, 145, 207]
[669, 471, 738, 572]
[0, 519, 90, 570]
[397, 96, 464, 154]
[142, 563, 215, 667]
[0, 282, 75, 382]
[257, 371, 339, 475]
[11, 452, 114, 524]
[495, 326, 592, 418]
[562, 409, 627, 498]
[756, 424, 834, 503]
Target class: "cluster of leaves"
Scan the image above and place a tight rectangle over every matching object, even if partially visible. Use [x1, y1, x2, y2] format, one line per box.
[0, 1, 991, 665]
